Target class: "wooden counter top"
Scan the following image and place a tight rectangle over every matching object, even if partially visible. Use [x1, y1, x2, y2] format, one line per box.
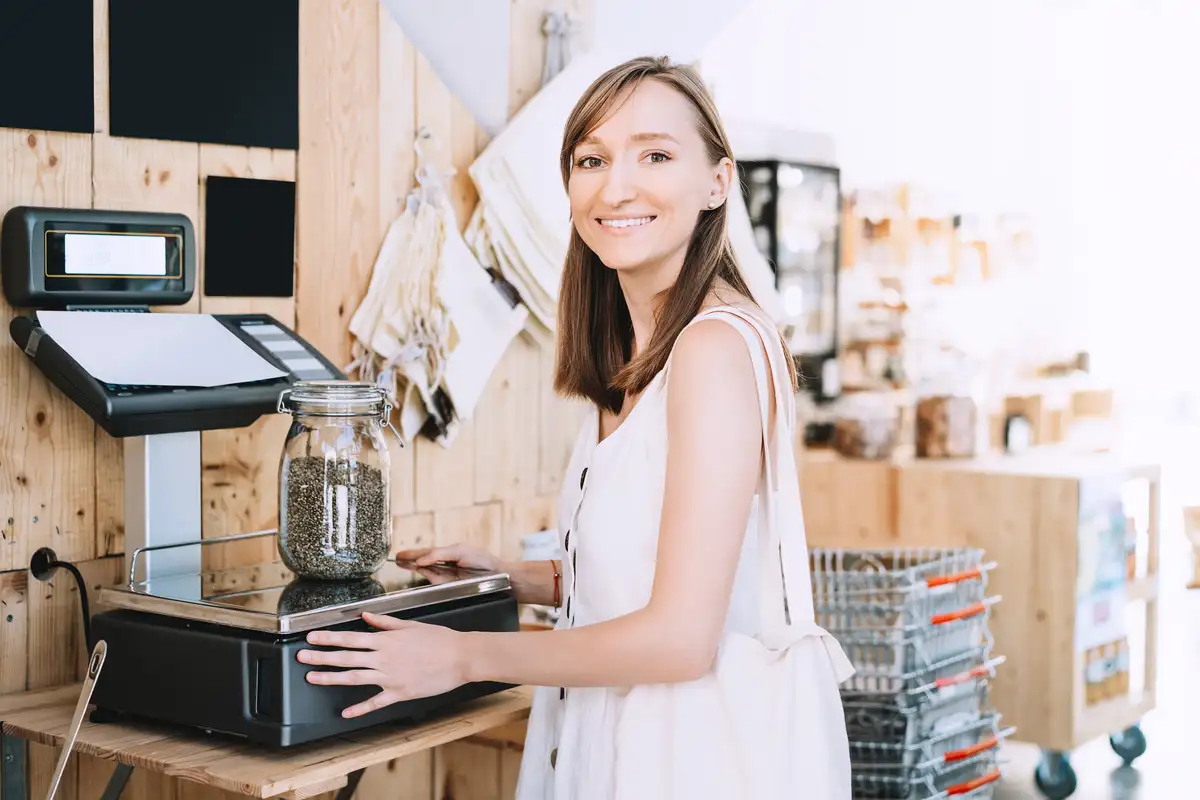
[802, 443, 1159, 480]
[0, 683, 532, 798]
[893, 445, 1159, 481]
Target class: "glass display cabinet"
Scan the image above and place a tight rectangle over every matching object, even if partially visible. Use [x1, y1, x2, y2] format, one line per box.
[737, 159, 841, 401]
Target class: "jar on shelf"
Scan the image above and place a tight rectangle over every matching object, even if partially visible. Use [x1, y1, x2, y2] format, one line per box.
[832, 393, 900, 460]
[276, 380, 403, 580]
[914, 365, 980, 459]
[915, 394, 978, 458]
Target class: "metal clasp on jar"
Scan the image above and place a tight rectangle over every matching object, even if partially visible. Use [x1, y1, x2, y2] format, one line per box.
[379, 397, 406, 448]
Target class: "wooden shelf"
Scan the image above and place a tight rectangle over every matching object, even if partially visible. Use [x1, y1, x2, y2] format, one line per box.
[0, 684, 533, 798]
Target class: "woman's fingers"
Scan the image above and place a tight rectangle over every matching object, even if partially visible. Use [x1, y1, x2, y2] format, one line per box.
[394, 547, 434, 561]
[361, 611, 410, 631]
[342, 689, 403, 719]
[412, 545, 463, 566]
[296, 647, 375, 669]
[305, 668, 384, 687]
[305, 629, 377, 649]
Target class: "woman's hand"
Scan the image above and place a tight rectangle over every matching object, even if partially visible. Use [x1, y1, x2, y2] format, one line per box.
[397, 544, 557, 606]
[395, 543, 502, 572]
[297, 612, 469, 718]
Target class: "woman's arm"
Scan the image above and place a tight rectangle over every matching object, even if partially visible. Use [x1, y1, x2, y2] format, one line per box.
[299, 320, 769, 714]
[462, 319, 765, 687]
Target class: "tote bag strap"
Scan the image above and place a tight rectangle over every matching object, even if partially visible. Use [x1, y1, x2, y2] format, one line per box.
[679, 306, 802, 645]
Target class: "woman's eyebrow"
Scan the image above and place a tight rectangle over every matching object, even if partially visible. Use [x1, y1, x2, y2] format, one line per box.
[578, 132, 679, 147]
[628, 132, 679, 144]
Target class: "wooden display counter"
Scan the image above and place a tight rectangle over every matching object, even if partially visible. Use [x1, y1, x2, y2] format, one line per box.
[0, 683, 532, 799]
[802, 446, 1160, 798]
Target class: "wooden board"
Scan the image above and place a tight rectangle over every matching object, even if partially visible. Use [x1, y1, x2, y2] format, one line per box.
[377, 3, 419, 521]
[196, 146, 297, 571]
[1, 685, 532, 798]
[800, 451, 898, 547]
[0, 128, 97, 574]
[411, 50, 480, 514]
[295, 0, 380, 371]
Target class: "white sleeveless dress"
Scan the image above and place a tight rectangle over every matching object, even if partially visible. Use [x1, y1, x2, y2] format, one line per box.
[514, 305, 856, 800]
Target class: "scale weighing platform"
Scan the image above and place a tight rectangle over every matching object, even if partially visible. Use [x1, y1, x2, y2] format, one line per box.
[92, 546, 516, 746]
[1, 205, 519, 748]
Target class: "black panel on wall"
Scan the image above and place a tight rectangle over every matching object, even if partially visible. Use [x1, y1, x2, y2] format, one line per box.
[108, 0, 299, 149]
[204, 176, 296, 298]
[0, 0, 94, 133]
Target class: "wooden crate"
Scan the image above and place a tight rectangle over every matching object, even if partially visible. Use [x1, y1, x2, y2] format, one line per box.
[896, 448, 1160, 756]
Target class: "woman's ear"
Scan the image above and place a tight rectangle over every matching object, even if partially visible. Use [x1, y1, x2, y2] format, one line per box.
[707, 156, 735, 210]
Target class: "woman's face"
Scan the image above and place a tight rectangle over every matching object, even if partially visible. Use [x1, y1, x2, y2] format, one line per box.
[568, 79, 732, 275]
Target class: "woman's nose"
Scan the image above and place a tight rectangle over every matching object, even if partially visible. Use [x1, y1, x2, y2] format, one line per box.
[599, 160, 637, 207]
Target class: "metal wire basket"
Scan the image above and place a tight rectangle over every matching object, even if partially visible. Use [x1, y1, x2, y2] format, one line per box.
[850, 711, 1014, 772]
[844, 680, 994, 750]
[852, 746, 1006, 800]
[811, 547, 997, 630]
[832, 598, 1000, 681]
[841, 641, 1005, 701]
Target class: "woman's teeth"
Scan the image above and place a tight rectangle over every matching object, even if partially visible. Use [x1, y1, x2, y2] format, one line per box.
[599, 216, 653, 229]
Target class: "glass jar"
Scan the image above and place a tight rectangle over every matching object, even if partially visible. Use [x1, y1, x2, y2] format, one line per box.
[914, 368, 979, 459]
[832, 393, 900, 460]
[276, 381, 402, 580]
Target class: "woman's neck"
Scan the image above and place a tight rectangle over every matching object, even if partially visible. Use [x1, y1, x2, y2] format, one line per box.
[617, 256, 684, 356]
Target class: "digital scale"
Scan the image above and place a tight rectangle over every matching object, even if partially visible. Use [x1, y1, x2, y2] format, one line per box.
[1, 206, 519, 751]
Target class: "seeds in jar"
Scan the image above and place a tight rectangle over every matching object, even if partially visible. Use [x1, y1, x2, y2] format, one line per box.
[280, 455, 390, 580]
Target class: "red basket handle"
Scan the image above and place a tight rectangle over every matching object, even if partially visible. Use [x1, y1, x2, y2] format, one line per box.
[926, 567, 983, 588]
[948, 770, 1001, 795]
[934, 664, 991, 690]
[944, 735, 999, 763]
[931, 601, 987, 625]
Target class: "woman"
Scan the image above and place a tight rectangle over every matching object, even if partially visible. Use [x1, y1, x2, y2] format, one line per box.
[298, 56, 854, 798]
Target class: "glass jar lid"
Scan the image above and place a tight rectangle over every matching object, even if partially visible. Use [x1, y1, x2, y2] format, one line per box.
[278, 380, 386, 417]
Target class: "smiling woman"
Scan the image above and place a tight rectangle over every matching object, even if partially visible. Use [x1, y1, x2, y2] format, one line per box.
[298, 55, 854, 800]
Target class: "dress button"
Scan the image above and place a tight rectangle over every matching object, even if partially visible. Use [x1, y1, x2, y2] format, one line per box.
[550, 748, 558, 768]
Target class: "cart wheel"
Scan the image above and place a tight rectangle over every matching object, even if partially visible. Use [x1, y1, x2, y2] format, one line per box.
[1034, 751, 1077, 800]
[1109, 724, 1147, 766]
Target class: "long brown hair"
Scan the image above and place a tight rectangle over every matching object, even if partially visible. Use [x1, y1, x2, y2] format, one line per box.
[553, 56, 797, 413]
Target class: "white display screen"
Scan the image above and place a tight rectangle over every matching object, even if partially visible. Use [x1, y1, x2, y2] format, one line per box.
[63, 233, 168, 276]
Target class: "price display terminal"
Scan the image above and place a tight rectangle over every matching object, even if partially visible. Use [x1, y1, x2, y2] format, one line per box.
[1, 205, 344, 582]
[1, 207, 520, 756]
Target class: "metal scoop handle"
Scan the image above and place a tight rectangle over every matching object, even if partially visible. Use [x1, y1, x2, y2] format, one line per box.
[45, 640, 106, 800]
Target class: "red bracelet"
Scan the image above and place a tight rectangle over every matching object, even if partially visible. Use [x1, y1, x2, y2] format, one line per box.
[551, 559, 562, 608]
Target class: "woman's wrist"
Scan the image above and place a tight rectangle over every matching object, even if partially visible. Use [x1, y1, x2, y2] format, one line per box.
[502, 559, 558, 607]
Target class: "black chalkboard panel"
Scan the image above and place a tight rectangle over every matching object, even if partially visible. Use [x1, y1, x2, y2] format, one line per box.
[203, 176, 296, 298]
[0, 0, 94, 133]
[108, 0, 299, 149]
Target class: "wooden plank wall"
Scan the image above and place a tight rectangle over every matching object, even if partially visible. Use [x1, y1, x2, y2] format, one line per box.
[0, 0, 590, 797]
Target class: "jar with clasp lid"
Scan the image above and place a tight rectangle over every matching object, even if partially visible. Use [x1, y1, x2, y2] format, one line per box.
[276, 380, 404, 580]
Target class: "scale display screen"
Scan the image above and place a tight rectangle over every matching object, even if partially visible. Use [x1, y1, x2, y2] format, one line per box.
[62, 232, 168, 276]
[3, 206, 194, 310]
[44, 221, 184, 287]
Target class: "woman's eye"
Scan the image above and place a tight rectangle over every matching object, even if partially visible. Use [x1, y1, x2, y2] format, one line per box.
[577, 156, 603, 169]
[647, 152, 670, 164]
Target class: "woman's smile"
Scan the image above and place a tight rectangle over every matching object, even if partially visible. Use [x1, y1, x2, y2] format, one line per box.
[597, 215, 657, 233]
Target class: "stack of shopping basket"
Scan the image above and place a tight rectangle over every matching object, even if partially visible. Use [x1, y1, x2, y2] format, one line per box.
[810, 547, 1014, 799]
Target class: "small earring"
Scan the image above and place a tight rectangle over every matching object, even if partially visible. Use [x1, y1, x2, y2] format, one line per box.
[708, 199, 717, 208]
